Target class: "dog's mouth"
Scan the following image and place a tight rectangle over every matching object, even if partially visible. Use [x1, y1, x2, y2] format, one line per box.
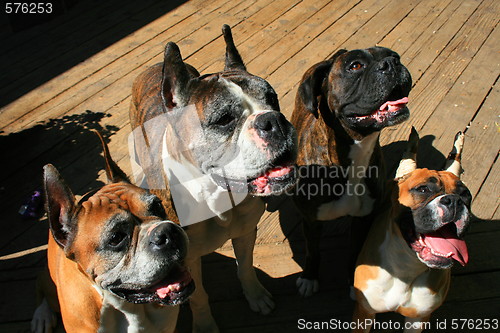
[353, 97, 409, 125]
[401, 221, 469, 269]
[110, 265, 195, 306]
[248, 164, 297, 196]
[212, 164, 297, 196]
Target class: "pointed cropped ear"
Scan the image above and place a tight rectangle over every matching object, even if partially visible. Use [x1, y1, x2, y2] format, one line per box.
[161, 42, 197, 109]
[222, 24, 246, 72]
[395, 126, 419, 179]
[92, 130, 129, 183]
[444, 131, 465, 178]
[43, 164, 77, 249]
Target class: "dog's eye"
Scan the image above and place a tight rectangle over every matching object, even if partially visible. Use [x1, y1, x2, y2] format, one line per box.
[108, 232, 128, 248]
[214, 114, 235, 127]
[149, 198, 166, 219]
[349, 61, 364, 71]
[414, 185, 430, 194]
[457, 185, 472, 204]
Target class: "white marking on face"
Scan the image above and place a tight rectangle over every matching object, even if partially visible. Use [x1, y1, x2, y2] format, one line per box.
[220, 79, 277, 178]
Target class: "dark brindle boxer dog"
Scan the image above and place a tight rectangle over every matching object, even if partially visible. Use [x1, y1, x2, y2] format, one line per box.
[353, 128, 471, 332]
[291, 47, 412, 296]
[129, 25, 297, 332]
[32, 133, 194, 333]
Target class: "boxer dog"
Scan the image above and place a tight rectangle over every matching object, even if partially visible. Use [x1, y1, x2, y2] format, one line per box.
[129, 25, 297, 331]
[290, 47, 412, 296]
[353, 128, 471, 332]
[32, 132, 194, 333]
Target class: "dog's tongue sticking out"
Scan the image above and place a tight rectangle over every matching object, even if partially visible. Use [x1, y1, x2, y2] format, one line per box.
[253, 166, 293, 194]
[379, 97, 408, 112]
[421, 224, 469, 266]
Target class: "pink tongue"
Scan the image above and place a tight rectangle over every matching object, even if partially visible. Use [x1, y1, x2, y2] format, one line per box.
[253, 166, 292, 193]
[267, 166, 292, 178]
[254, 176, 269, 192]
[422, 226, 469, 266]
[156, 285, 173, 299]
[379, 97, 409, 111]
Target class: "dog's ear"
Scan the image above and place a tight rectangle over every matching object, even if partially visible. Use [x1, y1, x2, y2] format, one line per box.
[297, 60, 332, 118]
[395, 126, 419, 180]
[43, 164, 77, 249]
[298, 49, 348, 117]
[92, 130, 130, 183]
[443, 131, 465, 178]
[161, 42, 197, 109]
[222, 24, 246, 72]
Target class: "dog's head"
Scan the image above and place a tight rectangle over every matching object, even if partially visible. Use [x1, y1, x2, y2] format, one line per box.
[44, 133, 194, 305]
[159, 25, 297, 196]
[394, 128, 471, 269]
[298, 46, 412, 136]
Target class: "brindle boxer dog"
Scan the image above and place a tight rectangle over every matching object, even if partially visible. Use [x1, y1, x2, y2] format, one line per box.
[353, 128, 471, 332]
[291, 47, 412, 296]
[32, 132, 194, 333]
[129, 25, 297, 332]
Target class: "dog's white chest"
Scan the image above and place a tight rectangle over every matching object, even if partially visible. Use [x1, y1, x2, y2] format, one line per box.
[316, 133, 378, 221]
[362, 268, 447, 316]
[359, 230, 451, 317]
[98, 291, 178, 333]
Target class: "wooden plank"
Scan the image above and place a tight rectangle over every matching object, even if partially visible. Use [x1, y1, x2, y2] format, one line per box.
[459, 76, 499, 199]
[385, 22, 500, 180]
[0, 0, 262, 178]
[266, 0, 401, 113]
[0, 0, 235, 130]
[201, 0, 338, 74]
[242, 0, 364, 79]
[0, 0, 187, 100]
[381, 0, 498, 145]
[472, 158, 500, 220]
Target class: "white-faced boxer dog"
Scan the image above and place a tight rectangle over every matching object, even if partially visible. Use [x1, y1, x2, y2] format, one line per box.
[353, 128, 471, 332]
[129, 25, 297, 332]
[32, 132, 194, 333]
[290, 47, 412, 296]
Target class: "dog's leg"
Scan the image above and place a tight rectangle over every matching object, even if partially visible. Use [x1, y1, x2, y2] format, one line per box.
[31, 268, 58, 333]
[188, 257, 219, 333]
[296, 219, 323, 297]
[352, 301, 374, 333]
[232, 228, 275, 315]
[403, 315, 431, 333]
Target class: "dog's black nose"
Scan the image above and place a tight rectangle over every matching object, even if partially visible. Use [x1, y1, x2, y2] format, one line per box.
[440, 195, 462, 208]
[254, 111, 287, 140]
[149, 222, 184, 253]
[377, 56, 399, 73]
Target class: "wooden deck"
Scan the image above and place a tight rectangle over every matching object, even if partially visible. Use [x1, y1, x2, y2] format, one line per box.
[0, 0, 498, 331]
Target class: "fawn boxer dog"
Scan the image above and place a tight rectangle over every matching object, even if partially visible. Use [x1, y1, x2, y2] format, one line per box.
[353, 128, 471, 332]
[128, 25, 297, 332]
[290, 47, 412, 296]
[32, 132, 194, 333]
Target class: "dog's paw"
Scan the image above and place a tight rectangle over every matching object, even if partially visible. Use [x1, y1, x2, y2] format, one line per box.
[243, 284, 275, 315]
[31, 298, 57, 333]
[296, 277, 319, 297]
